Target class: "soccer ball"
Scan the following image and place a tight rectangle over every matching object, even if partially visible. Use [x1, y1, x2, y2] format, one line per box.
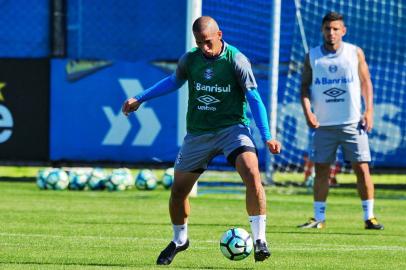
[68, 169, 90, 190]
[87, 168, 108, 190]
[161, 167, 174, 189]
[106, 168, 133, 191]
[36, 168, 52, 189]
[135, 169, 157, 190]
[45, 168, 69, 190]
[219, 228, 253, 261]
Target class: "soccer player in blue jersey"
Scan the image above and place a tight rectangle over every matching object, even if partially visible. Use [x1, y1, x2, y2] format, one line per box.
[122, 16, 281, 264]
[298, 12, 384, 230]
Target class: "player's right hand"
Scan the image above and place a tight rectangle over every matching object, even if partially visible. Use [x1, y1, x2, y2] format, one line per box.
[266, 139, 281, 154]
[122, 98, 141, 116]
[305, 112, 320, 128]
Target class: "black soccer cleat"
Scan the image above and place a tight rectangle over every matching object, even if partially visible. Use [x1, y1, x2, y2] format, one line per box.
[254, 240, 271, 262]
[156, 239, 189, 265]
[365, 217, 384, 230]
[298, 217, 326, 229]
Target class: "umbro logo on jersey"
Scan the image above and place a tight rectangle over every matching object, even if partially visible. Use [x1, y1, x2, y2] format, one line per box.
[324, 88, 346, 103]
[323, 88, 346, 98]
[204, 68, 214, 80]
[197, 95, 220, 106]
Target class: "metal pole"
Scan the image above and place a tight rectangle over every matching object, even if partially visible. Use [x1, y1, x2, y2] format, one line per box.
[265, 0, 281, 184]
[181, 0, 202, 197]
[50, 0, 66, 57]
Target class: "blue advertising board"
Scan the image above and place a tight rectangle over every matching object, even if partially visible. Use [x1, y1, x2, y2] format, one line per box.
[50, 59, 180, 163]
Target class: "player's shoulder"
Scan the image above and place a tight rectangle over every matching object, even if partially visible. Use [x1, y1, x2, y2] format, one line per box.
[183, 47, 200, 58]
[224, 42, 251, 66]
[309, 44, 322, 52]
[224, 42, 241, 54]
[343, 42, 363, 53]
[343, 41, 357, 48]
[178, 48, 200, 65]
[308, 45, 322, 62]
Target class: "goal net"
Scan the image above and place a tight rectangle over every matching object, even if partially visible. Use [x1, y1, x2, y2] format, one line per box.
[274, 0, 405, 183]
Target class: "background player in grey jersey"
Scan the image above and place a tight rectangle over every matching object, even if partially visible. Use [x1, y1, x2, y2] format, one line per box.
[122, 16, 281, 264]
[298, 11, 383, 230]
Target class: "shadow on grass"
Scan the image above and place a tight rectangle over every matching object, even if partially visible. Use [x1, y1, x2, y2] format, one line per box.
[73, 221, 247, 228]
[0, 176, 36, 182]
[0, 261, 254, 270]
[267, 229, 403, 237]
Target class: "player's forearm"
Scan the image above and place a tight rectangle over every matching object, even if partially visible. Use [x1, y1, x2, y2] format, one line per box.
[361, 82, 374, 113]
[300, 89, 313, 117]
[300, 56, 313, 118]
[246, 89, 271, 142]
[135, 74, 185, 103]
[357, 47, 374, 113]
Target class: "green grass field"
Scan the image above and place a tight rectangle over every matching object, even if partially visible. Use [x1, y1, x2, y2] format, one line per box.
[0, 168, 405, 269]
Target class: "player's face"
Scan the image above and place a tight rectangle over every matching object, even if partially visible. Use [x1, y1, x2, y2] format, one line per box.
[194, 30, 223, 58]
[322, 20, 346, 47]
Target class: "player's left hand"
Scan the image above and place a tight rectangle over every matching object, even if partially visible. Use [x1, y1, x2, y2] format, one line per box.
[362, 110, 373, 132]
[266, 139, 281, 154]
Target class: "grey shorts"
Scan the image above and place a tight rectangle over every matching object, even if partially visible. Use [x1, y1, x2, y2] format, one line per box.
[310, 122, 371, 163]
[174, 124, 257, 173]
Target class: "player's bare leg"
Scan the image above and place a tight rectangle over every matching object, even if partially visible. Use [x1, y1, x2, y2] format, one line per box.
[352, 162, 373, 200]
[313, 163, 331, 201]
[352, 162, 383, 229]
[169, 171, 200, 224]
[235, 152, 265, 215]
[156, 171, 200, 265]
[235, 151, 270, 261]
[299, 163, 330, 229]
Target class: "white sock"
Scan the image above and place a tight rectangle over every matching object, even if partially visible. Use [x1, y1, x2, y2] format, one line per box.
[314, 201, 326, 222]
[172, 224, 188, 246]
[249, 215, 266, 242]
[362, 199, 374, 221]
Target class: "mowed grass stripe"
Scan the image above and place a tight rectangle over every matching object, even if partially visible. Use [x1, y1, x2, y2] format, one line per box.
[0, 180, 405, 270]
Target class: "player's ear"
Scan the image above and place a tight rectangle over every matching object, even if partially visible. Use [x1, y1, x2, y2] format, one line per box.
[217, 30, 222, 39]
[342, 25, 347, 36]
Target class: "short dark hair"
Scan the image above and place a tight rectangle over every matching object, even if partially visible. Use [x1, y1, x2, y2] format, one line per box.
[322, 11, 344, 25]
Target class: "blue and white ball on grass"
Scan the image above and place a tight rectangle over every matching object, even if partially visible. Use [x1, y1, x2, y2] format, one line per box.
[161, 167, 174, 189]
[136, 169, 158, 190]
[45, 168, 69, 190]
[68, 169, 90, 190]
[220, 228, 253, 261]
[87, 168, 108, 190]
[106, 168, 133, 191]
[37, 168, 52, 190]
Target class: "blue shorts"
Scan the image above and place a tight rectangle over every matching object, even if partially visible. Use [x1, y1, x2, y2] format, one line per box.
[311, 122, 371, 163]
[174, 124, 257, 173]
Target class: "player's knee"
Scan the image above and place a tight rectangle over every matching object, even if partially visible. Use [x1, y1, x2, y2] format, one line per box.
[171, 184, 192, 199]
[241, 169, 262, 190]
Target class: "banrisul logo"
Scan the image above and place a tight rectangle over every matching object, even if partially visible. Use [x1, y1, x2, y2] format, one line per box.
[314, 76, 354, 85]
[204, 68, 214, 80]
[197, 95, 220, 111]
[194, 81, 231, 93]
